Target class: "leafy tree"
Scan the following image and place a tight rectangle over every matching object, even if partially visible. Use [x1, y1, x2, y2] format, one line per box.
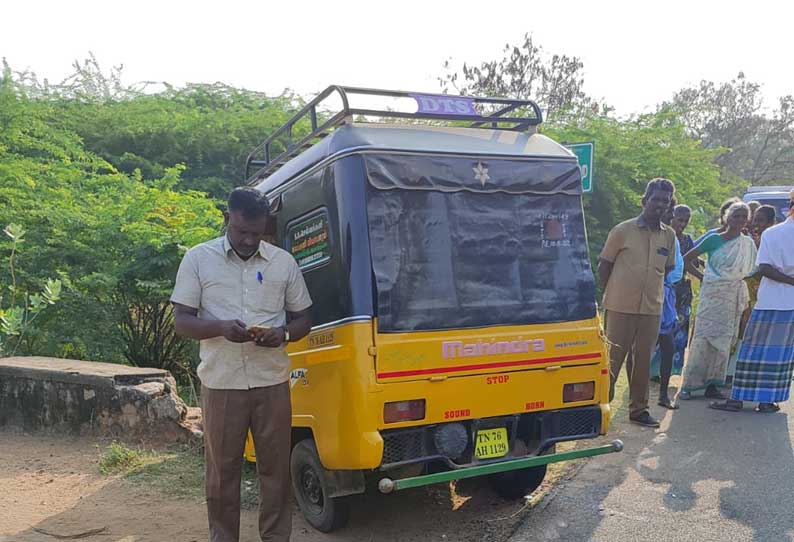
[4, 55, 305, 200]
[439, 33, 606, 121]
[0, 224, 62, 356]
[3, 53, 146, 101]
[663, 73, 794, 185]
[59, 84, 302, 199]
[543, 111, 735, 260]
[0, 71, 222, 374]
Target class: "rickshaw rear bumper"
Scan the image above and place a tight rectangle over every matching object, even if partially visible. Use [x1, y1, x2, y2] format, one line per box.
[378, 439, 623, 493]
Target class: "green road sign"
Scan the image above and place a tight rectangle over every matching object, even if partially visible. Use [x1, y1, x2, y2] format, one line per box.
[565, 142, 594, 193]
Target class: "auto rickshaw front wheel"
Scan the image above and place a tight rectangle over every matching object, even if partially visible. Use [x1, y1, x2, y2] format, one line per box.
[290, 439, 350, 532]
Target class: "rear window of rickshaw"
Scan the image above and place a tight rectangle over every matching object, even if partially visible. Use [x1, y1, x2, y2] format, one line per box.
[364, 154, 597, 333]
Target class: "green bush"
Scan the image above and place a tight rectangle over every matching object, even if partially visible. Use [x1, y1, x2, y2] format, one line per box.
[1, 70, 223, 372]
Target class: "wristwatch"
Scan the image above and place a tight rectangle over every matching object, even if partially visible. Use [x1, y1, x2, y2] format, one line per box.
[282, 326, 291, 344]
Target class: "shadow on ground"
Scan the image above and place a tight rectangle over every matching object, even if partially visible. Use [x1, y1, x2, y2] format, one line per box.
[511, 377, 794, 542]
[636, 398, 794, 542]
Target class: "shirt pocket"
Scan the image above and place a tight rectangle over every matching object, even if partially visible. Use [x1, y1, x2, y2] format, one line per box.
[653, 246, 669, 273]
[256, 280, 287, 312]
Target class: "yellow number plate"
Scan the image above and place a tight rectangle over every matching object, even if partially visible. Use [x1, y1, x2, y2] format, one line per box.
[474, 427, 509, 459]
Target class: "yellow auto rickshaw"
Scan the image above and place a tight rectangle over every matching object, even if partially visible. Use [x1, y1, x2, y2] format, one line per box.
[242, 86, 621, 531]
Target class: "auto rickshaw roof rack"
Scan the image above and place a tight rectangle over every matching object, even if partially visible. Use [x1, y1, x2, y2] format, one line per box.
[245, 85, 543, 182]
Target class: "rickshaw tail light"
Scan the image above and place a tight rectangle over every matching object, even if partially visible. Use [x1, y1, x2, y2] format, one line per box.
[563, 381, 595, 403]
[384, 400, 426, 424]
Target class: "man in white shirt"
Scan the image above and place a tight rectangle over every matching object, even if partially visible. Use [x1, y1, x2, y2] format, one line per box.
[172, 187, 312, 542]
[711, 194, 794, 413]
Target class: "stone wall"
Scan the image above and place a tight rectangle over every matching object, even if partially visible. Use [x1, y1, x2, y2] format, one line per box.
[0, 356, 201, 442]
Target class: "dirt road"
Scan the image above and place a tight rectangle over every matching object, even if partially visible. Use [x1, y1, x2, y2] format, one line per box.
[0, 431, 552, 542]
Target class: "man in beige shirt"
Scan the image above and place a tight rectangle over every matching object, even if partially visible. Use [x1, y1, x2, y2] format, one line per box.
[598, 178, 677, 428]
[171, 187, 312, 542]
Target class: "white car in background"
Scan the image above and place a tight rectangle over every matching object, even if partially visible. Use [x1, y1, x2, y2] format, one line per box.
[742, 185, 793, 222]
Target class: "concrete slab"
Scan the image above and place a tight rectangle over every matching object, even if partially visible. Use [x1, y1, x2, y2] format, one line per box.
[0, 356, 168, 388]
[0, 356, 194, 441]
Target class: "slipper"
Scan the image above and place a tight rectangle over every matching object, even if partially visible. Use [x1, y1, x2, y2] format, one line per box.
[709, 401, 742, 412]
[658, 398, 679, 410]
[755, 403, 780, 413]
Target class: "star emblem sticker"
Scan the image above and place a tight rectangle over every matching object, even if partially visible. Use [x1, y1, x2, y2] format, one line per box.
[473, 162, 490, 186]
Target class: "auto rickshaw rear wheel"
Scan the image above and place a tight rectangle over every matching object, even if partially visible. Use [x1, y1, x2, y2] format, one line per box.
[290, 439, 350, 532]
[487, 445, 554, 500]
[488, 463, 547, 500]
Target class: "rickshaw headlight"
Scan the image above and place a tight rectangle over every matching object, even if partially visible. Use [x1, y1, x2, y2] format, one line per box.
[563, 381, 595, 402]
[383, 399, 426, 424]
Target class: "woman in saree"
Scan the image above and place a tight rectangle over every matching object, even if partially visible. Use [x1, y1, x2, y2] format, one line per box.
[711, 193, 794, 413]
[679, 202, 757, 400]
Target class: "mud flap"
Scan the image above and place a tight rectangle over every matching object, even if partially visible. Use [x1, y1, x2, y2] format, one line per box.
[325, 467, 366, 498]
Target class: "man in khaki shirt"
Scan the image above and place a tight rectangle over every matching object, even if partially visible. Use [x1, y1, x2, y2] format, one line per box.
[598, 178, 677, 428]
[172, 187, 312, 542]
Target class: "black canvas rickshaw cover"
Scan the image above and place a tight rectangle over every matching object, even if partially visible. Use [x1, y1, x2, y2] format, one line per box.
[364, 153, 597, 332]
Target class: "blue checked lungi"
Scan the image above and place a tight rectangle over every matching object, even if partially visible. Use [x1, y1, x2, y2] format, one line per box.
[731, 309, 794, 403]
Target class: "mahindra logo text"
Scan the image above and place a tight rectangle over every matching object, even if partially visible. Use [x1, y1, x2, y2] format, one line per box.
[442, 339, 545, 359]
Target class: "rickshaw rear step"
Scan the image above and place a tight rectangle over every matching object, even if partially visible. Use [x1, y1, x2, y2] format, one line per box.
[378, 439, 623, 493]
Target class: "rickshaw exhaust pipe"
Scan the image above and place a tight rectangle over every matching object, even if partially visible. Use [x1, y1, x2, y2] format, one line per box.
[378, 439, 624, 494]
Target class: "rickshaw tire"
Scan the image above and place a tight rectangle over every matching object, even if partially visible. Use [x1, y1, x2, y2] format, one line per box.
[487, 445, 554, 500]
[487, 463, 547, 500]
[290, 439, 350, 532]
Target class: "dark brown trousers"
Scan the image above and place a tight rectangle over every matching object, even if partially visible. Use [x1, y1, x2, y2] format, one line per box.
[202, 383, 292, 542]
[604, 310, 662, 417]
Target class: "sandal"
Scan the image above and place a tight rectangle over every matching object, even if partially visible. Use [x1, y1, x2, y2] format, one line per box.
[755, 402, 780, 413]
[658, 397, 679, 410]
[709, 400, 742, 412]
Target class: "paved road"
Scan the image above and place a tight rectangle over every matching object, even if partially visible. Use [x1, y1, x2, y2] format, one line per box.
[510, 389, 794, 542]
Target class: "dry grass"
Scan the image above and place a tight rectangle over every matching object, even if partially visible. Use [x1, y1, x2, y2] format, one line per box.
[98, 441, 260, 508]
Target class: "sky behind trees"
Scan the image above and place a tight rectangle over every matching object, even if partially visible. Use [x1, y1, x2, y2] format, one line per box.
[3, 0, 792, 115]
